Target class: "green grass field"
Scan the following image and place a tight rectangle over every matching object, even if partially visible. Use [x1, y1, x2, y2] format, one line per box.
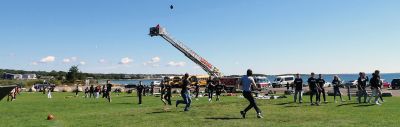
[1, 92, 399, 127]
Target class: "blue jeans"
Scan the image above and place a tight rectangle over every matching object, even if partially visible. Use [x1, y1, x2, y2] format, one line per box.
[177, 90, 191, 111]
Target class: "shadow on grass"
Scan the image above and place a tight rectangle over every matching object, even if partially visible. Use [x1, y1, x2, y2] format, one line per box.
[354, 104, 375, 107]
[205, 117, 242, 120]
[337, 102, 358, 107]
[274, 102, 295, 105]
[146, 111, 172, 114]
[284, 105, 300, 108]
[116, 102, 133, 105]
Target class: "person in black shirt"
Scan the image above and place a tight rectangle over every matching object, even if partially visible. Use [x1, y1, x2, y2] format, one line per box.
[161, 80, 167, 105]
[137, 81, 144, 105]
[294, 74, 303, 103]
[84, 87, 89, 98]
[164, 81, 172, 105]
[317, 74, 327, 103]
[332, 75, 343, 103]
[357, 72, 369, 103]
[368, 70, 382, 105]
[102, 85, 106, 98]
[89, 85, 95, 98]
[74, 85, 79, 96]
[193, 78, 200, 100]
[176, 73, 192, 111]
[308, 72, 320, 106]
[215, 79, 224, 101]
[106, 80, 112, 103]
[207, 76, 215, 102]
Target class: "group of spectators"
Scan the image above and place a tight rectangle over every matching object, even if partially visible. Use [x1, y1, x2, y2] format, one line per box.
[293, 70, 385, 106]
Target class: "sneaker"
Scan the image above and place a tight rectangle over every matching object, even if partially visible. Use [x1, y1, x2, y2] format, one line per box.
[311, 103, 315, 106]
[324, 101, 328, 103]
[316, 103, 320, 106]
[240, 111, 246, 119]
[208, 98, 211, 102]
[257, 113, 264, 119]
[375, 102, 381, 105]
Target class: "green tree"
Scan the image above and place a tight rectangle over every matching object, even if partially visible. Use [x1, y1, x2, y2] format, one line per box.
[66, 66, 80, 83]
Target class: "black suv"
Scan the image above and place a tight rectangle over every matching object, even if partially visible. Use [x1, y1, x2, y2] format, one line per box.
[391, 79, 400, 90]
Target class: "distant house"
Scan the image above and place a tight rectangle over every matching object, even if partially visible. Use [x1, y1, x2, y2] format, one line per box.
[22, 74, 37, 80]
[3, 73, 23, 80]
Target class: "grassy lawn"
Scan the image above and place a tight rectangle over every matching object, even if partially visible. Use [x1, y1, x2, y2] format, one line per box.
[1, 92, 399, 127]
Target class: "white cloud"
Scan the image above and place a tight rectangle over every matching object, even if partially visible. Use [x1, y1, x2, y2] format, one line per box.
[194, 66, 201, 69]
[40, 56, 56, 63]
[167, 61, 186, 67]
[99, 59, 106, 64]
[144, 56, 161, 67]
[71, 57, 78, 62]
[80, 61, 86, 65]
[63, 58, 71, 63]
[119, 57, 133, 65]
[31, 62, 38, 65]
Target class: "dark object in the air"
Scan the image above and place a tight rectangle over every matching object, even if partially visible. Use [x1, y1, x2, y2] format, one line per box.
[170, 5, 174, 9]
[0, 85, 17, 101]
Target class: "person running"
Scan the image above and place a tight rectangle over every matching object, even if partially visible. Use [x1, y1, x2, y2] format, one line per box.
[7, 87, 17, 101]
[164, 81, 172, 105]
[75, 85, 79, 97]
[160, 80, 167, 105]
[378, 77, 385, 103]
[294, 73, 303, 103]
[357, 72, 369, 103]
[332, 75, 344, 103]
[84, 87, 89, 98]
[317, 74, 327, 103]
[207, 76, 215, 102]
[48, 85, 54, 99]
[308, 72, 320, 106]
[137, 81, 144, 105]
[102, 85, 106, 98]
[89, 85, 95, 98]
[215, 79, 225, 101]
[95, 85, 101, 98]
[368, 70, 382, 105]
[106, 80, 112, 103]
[176, 73, 192, 111]
[194, 78, 200, 100]
[239, 69, 263, 119]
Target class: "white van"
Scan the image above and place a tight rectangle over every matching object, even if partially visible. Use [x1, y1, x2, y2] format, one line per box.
[272, 75, 295, 88]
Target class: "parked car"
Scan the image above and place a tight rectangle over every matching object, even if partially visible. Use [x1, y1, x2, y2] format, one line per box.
[151, 81, 161, 86]
[324, 82, 332, 87]
[381, 79, 391, 88]
[391, 79, 400, 90]
[344, 80, 357, 88]
[272, 75, 294, 88]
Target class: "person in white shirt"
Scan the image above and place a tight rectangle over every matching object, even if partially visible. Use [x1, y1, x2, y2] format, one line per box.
[239, 69, 263, 119]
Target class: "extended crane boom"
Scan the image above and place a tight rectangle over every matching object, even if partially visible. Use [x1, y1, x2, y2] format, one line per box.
[149, 24, 222, 77]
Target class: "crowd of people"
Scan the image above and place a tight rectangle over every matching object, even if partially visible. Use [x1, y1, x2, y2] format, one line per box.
[293, 70, 385, 106]
[4, 69, 388, 119]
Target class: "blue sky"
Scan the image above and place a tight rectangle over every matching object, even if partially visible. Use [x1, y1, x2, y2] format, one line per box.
[1, 0, 399, 75]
